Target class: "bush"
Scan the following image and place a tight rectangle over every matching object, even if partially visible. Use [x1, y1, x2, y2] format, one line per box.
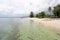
[45, 14, 51, 18]
[36, 11, 46, 18]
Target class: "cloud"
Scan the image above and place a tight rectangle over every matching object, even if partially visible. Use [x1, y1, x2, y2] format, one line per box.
[0, 0, 60, 16]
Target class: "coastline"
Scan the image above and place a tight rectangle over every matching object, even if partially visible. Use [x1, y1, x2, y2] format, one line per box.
[29, 18, 60, 32]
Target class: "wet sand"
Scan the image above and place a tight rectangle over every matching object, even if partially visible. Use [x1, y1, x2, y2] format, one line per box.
[29, 18, 60, 32]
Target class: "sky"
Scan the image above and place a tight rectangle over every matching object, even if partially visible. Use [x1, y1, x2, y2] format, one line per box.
[0, 0, 60, 16]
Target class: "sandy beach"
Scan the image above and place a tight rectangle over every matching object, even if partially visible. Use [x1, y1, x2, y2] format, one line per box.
[29, 18, 60, 32]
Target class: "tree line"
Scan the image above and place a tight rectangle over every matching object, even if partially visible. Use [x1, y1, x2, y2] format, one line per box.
[29, 4, 60, 18]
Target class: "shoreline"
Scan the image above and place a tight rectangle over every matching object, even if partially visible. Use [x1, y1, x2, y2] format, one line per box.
[29, 18, 60, 32]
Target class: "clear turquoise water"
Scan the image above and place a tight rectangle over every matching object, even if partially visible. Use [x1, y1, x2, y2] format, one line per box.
[0, 18, 60, 40]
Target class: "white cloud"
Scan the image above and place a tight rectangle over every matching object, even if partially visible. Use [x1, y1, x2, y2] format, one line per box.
[0, 0, 60, 16]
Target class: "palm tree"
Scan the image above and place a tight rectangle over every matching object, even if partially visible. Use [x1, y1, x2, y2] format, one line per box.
[48, 7, 52, 15]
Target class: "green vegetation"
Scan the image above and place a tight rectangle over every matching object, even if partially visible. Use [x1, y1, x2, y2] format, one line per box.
[36, 4, 60, 18]
[29, 11, 34, 18]
[45, 14, 51, 18]
[53, 4, 60, 18]
[29, 4, 60, 18]
[36, 11, 46, 18]
[36, 12, 51, 18]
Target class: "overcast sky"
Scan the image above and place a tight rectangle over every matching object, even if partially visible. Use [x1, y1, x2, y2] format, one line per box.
[0, 0, 60, 16]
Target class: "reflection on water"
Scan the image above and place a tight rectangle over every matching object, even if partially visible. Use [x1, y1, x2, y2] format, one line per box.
[0, 18, 60, 40]
[0, 18, 20, 40]
[0, 18, 39, 40]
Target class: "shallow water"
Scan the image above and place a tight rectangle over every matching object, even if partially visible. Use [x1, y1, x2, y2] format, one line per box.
[0, 18, 60, 40]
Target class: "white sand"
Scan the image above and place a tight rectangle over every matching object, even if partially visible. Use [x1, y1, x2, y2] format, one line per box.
[29, 18, 60, 32]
